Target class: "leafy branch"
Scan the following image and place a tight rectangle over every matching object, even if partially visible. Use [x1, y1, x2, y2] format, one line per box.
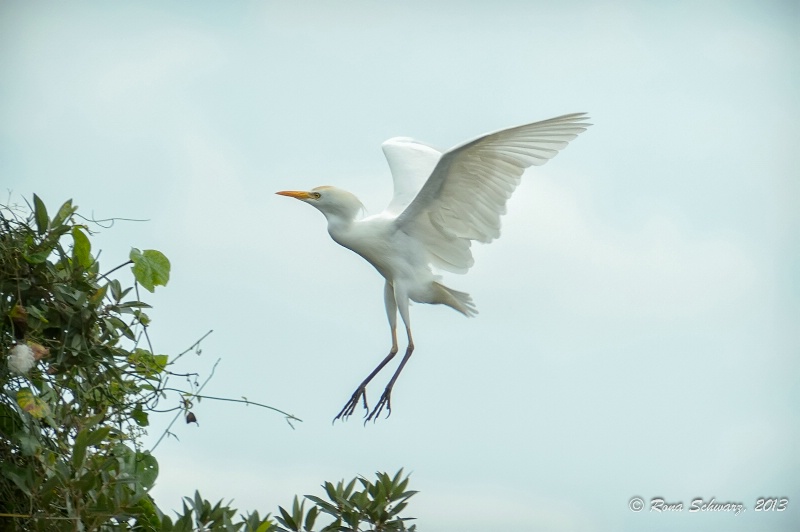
[0, 195, 298, 530]
[1, 194, 414, 532]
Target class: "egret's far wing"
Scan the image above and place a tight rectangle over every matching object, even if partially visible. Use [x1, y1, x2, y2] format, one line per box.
[395, 113, 591, 273]
[381, 137, 443, 217]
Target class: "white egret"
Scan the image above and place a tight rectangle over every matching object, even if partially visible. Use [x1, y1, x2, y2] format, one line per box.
[277, 112, 591, 422]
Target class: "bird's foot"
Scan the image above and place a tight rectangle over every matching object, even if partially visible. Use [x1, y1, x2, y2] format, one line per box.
[333, 386, 369, 423]
[365, 387, 393, 422]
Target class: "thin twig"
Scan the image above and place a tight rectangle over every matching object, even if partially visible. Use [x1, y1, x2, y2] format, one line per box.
[99, 260, 133, 282]
[171, 329, 213, 364]
[150, 357, 221, 452]
[73, 212, 150, 229]
[134, 283, 155, 355]
[189, 394, 302, 425]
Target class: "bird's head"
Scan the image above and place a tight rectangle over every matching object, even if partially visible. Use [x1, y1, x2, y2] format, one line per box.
[276, 186, 364, 222]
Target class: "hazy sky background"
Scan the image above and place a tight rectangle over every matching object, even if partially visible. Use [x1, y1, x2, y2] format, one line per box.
[2, 1, 798, 531]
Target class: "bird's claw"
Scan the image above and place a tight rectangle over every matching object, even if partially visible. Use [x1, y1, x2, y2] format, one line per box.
[333, 386, 369, 423]
[365, 388, 392, 423]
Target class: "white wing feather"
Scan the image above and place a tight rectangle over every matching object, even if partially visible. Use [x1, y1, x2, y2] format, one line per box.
[393, 112, 591, 273]
[381, 137, 442, 217]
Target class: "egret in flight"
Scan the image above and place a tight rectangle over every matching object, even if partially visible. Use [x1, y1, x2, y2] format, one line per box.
[277, 112, 590, 422]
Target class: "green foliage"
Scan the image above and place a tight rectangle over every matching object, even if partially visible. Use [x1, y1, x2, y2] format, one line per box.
[277, 470, 417, 532]
[1, 195, 418, 531]
[158, 491, 276, 532]
[1, 196, 177, 529]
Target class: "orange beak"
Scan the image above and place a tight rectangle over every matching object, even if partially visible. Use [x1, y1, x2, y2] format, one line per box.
[276, 190, 312, 200]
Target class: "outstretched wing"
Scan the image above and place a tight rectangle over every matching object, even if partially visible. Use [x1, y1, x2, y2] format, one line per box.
[381, 137, 443, 217]
[394, 113, 591, 273]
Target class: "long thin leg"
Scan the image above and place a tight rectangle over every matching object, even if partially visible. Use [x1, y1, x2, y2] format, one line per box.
[366, 288, 414, 422]
[333, 329, 397, 422]
[333, 282, 398, 422]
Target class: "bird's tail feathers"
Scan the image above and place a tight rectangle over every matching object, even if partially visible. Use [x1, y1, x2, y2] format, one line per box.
[433, 282, 478, 317]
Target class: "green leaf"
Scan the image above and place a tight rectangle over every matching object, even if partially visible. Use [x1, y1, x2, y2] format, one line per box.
[16, 432, 41, 456]
[135, 451, 159, 490]
[0, 403, 23, 435]
[193, 490, 204, 514]
[115, 300, 153, 309]
[107, 315, 135, 340]
[73, 430, 88, 469]
[72, 227, 92, 268]
[85, 426, 111, 447]
[128, 349, 168, 376]
[323, 482, 337, 501]
[39, 472, 66, 504]
[76, 470, 98, 493]
[292, 496, 304, 528]
[343, 478, 356, 497]
[304, 506, 318, 531]
[305, 495, 337, 517]
[26, 305, 48, 323]
[154, 354, 168, 368]
[33, 194, 48, 234]
[73, 426, 111, 470]
[255, 521, 273, 532]
[135, 309, 151, 326]
[89, 283, 109, 306]
[16, 388, 50, 419]
[277, 506, 297, 531]
[130, 248, 171, 293]
[3, 463, 34, 496]
[393, 501, 408, 515]
[132, 404, 150, 427]
[52, 199, 76, 227]
[24, 251, 50, 264]
[110, 279, 122, 301]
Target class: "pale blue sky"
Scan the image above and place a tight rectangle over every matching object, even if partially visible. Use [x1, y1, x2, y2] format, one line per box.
[2, 1, 798, 531]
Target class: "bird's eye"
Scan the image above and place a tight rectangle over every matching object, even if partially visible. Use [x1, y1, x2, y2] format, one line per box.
[312, 192, 321, 199]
